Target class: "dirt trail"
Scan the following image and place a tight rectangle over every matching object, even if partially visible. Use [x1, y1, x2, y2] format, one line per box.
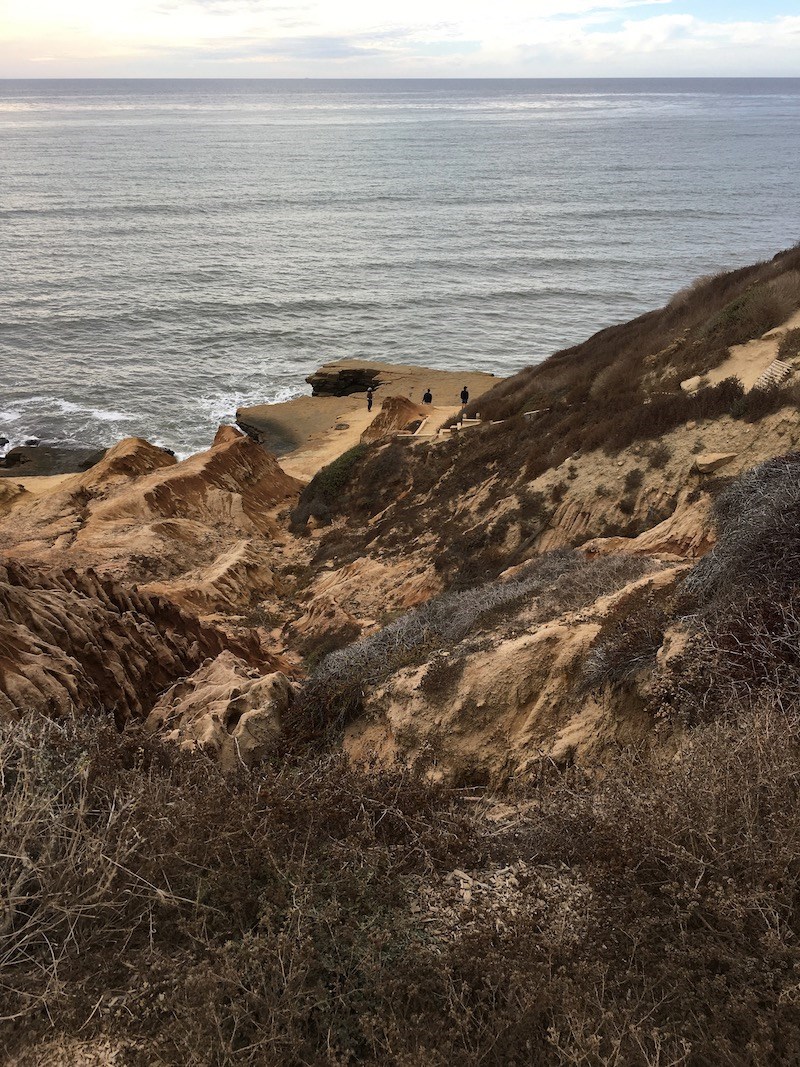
[705, 307, 800, 390]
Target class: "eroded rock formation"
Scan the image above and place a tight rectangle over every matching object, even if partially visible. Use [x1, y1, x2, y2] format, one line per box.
[146, 650, 295, 769]
[360, 396, 428, 444]
[0, 560, 284, 725]
[0, 427, 300, 734]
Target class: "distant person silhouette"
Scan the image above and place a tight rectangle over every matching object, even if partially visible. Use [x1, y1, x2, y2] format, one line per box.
[423, 389, 433, 404]
[366, 387, 374, 412]
[460, 386, 469, 406]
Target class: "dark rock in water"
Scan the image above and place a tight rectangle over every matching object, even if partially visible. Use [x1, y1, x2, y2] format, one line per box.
[24, 437, 40, 447]
[0, 437, 8, 448]
[306, 365, 383, 397]
[0, 444, 107, 477]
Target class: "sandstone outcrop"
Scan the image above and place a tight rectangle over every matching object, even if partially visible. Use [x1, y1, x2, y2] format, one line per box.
[694, 451, 737, 474]
[141, 539, 277, 614]
[360, 396, 428, 444]
[285, 594, 362, 655]
[146, 650, 294, 769]
[0, 430, 302, 602]
[345, 567, 686, 784]
[0, 429, 300, 737]
[0, 560, 284, 725]
[0, 480, 27, 516]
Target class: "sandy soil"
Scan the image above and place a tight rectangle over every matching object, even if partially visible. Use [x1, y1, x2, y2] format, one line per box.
[10, 473, 80, 497]
[705, 307, 800, 390]
[279, 403, 464, 481]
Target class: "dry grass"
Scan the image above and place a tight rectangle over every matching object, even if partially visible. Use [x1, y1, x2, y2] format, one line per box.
[4, 703, 800, 1065]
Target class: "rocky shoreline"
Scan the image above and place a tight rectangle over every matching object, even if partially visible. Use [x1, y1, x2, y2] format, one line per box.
[237, 358, 497, 479]
[1, 359, 497, 479]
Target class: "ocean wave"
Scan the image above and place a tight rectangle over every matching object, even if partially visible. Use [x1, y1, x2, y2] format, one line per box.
[194, 384, 308, 427]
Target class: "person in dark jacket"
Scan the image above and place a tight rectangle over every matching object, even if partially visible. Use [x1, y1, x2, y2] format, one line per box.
[366, 387, 374, 412]
[460, 386, 469, 406]
[423, 389, 433, 404]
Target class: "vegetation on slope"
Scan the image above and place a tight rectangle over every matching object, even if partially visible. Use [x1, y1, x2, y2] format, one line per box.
[289, 247, 800, 589]
[3, 705, 800, 1067]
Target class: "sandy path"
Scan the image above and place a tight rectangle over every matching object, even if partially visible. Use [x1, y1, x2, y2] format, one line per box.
[279, 403, 463, 481]
[278, 403, 377, 481]
[705, 308, 800, 390]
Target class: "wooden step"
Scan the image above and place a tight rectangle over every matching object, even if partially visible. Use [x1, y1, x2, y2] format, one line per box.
[752, 359, 792, 391]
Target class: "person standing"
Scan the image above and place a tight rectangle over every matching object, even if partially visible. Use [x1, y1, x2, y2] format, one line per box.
[423, 388, 433, 404]
[460, 385, 469, 407]
[366, 387, 374, 412]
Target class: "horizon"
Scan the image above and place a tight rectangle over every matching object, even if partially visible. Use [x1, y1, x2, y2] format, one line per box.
[2, 74, 800, 80]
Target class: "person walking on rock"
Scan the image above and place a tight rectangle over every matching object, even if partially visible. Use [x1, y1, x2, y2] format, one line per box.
[366, 387, 374, 412]
[460, 385, 469, 407]
[423, 388, 433, 404]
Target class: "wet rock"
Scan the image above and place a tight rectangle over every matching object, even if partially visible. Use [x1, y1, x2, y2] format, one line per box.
[0, 444, 106, 477]
[306, 363, 384, 397]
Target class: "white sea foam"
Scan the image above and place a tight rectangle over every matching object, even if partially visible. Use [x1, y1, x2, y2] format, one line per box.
[195, 385, 308, 429]
[54, 399, 135, 422]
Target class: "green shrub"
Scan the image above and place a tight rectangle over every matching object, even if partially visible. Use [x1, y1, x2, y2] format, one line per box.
[307, 443, 369, 504]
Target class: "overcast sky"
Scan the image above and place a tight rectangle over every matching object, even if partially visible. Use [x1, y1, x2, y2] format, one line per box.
[1, 0, 798, 78]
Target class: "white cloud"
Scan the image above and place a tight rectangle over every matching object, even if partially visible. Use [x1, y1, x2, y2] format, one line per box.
[1, 0, 798, 74]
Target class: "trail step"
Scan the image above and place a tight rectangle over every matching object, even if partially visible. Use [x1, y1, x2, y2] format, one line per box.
[752, 359, 792, 391]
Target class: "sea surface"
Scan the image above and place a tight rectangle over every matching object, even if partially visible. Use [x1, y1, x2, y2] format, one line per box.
[2, 78, 799, 458]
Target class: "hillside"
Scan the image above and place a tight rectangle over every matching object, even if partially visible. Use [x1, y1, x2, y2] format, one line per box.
[4, 246, 800, 1064]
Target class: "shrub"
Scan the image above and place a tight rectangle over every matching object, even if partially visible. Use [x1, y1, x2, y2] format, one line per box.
[550, 480, 567, 504]
[419, 653, 467, 699]
[290, 444, 369, 528]
[582, 588, 668, 691]
[618, 494, 636, 515]
[292, 553, 657, 743]
[704, 274, 800, 349]
[731, 381, 800, 422]
[778, 326, 800, 361]
[647, 442, 672, 469]
[6, 704, 800, 1065]
[683, 451, 800, 605]
[623, 467, 644, 493]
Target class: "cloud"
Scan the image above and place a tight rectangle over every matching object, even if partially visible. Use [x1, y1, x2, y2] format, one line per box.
[2, 0, 800, 75]
[200, 33, 389, 59]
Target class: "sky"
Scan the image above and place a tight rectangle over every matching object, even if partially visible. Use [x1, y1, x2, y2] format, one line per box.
[1, 0, 798, 78]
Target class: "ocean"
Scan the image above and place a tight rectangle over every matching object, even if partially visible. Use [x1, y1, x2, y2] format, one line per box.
[2, 78, 799, 459]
